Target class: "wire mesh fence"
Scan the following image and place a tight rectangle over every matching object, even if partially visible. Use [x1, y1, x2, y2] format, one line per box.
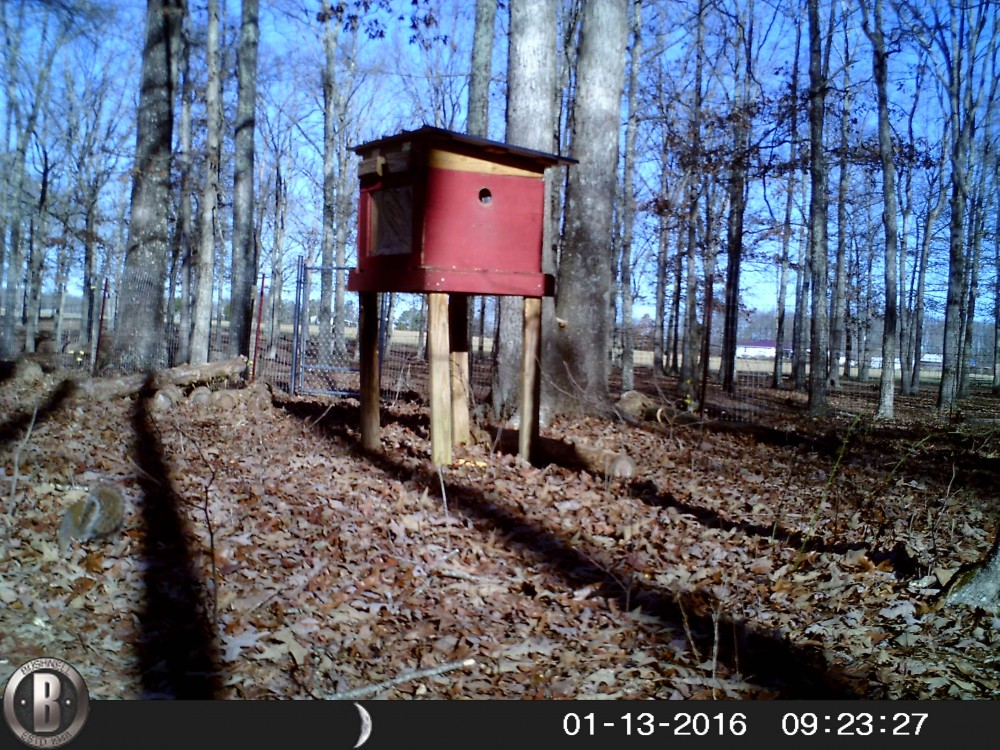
[3, 262, 997, 429]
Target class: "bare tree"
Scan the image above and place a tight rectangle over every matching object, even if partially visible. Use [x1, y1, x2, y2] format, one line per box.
[828, 18, 853, 392]
[45, 32, 134, 362]
[0, 1, 74, 356]
[861, 0, 901, 418]
[719, 0, 762, 394]
[678, 0, 706, 404]
[318, 11, 340, 362]
[907, 119, 949, 393]
[900, 0, 1000, 414]
[806, 0, 831, 414]
[773, 17, 802, 390]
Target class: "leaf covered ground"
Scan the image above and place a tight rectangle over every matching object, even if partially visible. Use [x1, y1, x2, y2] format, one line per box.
[2, 365, 999, 700]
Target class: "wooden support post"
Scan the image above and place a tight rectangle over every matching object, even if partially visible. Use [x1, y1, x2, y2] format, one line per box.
[428, 292, 452, 466]
[519, 296, 542, 461]
[449, 293, 471, 446]
[358, 291, 381, 451]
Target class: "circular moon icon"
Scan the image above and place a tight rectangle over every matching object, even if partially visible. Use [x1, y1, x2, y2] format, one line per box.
[354, 702, 372, 748]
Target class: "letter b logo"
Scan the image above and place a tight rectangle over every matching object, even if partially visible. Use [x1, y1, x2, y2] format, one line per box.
[33, 673, 62, 733]
[3, 659, 90, 748]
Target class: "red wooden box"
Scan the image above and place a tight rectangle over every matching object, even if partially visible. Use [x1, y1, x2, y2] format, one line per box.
[347, 126, 573, 297]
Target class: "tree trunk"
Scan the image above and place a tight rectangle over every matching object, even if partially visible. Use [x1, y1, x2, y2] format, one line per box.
[679, 0, 705, 402]
[792, 185, 810, 390]
[618, 0, 642, 394]
[113, 0, 182, 371]
[0, 6, 62, 358]
[720, 3, 754, 394]
[861, 0, 900, 419]
[959, 185, 985, 398]
[190, 0, 221, 366]
[468, 0, 495, 137]
[24, 146, 51, 354]
[829, 26, 851, 392]
[319, 17, 339, 362]
[496, 0, 557, 421]
[773, 20, 801, 390]
[549, 0, 628, 416]
[175, 12, 194, 366]
[806, 0, 829, 414]
[943, 533, 1000, 615]
[265, 154, 287, 361]
[229, 0, 259, 360]
[993, 159, 1000, 394]
[910, 132, 948, 393]
[929, 0, 998, 413]
[654, 205, 668, 376]
[468, 0, 495, 373]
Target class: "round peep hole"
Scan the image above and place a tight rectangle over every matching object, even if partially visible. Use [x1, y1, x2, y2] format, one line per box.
[478, 188, 492, 205]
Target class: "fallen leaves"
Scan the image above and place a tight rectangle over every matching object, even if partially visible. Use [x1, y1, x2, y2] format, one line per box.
[1, 376, 999, 700]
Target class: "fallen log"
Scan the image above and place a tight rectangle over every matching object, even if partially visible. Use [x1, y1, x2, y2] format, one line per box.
[487, 425, 629, 477]
[72, 357, 248, 401]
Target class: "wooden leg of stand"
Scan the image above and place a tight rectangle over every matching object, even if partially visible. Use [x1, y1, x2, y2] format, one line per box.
[519, 297, 542, 461]
[358, 291, 381, 451]
[449, 293, 471, 446]
[428, 292, 452, 466]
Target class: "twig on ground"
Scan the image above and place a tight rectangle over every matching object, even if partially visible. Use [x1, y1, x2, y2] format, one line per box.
[677, 594, 703, 665]
[437, 466, 449, 515]
[174, 421, 221, 625]
[6, 406, 38, 522]
[304, 401, 336, 428]
[326, 657, 478, 700]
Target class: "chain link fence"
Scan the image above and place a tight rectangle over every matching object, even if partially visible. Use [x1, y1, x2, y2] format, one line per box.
[3, 262, 996, 427]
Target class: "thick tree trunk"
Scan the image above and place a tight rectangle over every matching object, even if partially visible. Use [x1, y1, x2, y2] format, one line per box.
[550, 0, 628, 416]
[497, 0, 557, 421]
[229, 0, 259, 359]
[114, 0, 182, 371]
[175, 14, 194, 366]
[190, 0, 221, 366]
[943, 533, 1000, 615]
